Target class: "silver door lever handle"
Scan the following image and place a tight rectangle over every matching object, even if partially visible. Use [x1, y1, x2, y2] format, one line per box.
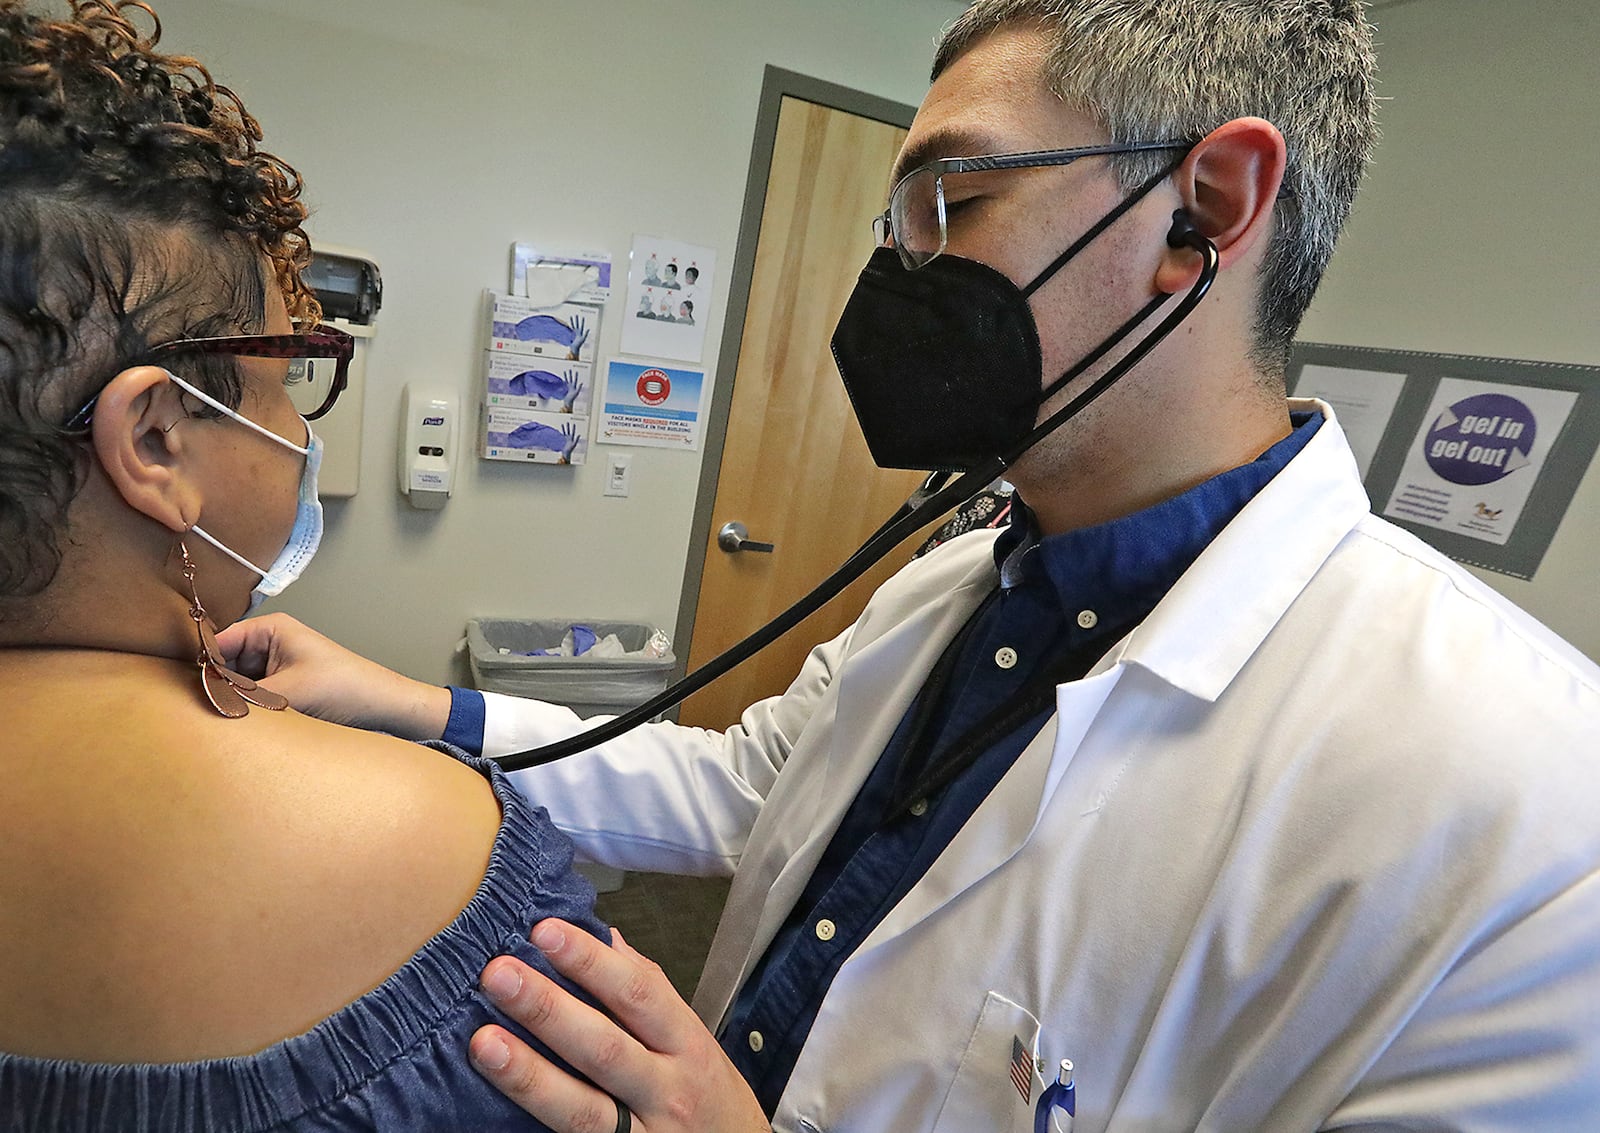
[718, 521, 775, 554]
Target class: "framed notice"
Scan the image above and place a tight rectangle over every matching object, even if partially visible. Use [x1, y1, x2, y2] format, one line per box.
[1289, 343, 1600, 580]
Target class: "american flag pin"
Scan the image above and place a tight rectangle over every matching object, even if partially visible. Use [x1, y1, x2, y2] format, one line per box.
[1009, 1035, 1034, 1101]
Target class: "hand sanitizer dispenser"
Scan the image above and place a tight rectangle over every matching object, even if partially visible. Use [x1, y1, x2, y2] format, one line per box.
[400, 386, 457, 510]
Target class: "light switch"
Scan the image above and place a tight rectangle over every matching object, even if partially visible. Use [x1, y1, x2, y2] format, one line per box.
[604, 453, 633, 498]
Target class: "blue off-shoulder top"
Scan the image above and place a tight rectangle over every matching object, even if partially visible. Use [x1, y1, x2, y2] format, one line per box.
[0, 743, 610, 1131]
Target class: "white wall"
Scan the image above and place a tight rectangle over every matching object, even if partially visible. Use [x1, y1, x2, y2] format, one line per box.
[154, 0, 968, 684]
[159, 0, 1600, 681]
[1301, 0, 1600, 658]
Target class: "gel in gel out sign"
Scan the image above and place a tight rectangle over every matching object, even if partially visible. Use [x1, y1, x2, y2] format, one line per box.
[1423, 393, 1536, 487]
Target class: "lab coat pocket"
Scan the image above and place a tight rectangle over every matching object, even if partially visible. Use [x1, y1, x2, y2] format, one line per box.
[931, 990, 1043, 1133]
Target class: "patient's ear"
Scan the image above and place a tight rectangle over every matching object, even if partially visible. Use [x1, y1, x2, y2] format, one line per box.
[90, 366, 202, 533]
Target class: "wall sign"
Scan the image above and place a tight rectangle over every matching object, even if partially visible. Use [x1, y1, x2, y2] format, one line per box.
[598, 359, 708, 451]
[1289, 343, 1600, 579]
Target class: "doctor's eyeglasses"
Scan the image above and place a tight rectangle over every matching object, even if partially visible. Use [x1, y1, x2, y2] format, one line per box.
[65, 325, 356, 429]
[872, 140, 1193, 270]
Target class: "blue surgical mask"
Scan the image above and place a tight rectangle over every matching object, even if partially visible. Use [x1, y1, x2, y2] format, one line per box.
[164, 369, 324, 612]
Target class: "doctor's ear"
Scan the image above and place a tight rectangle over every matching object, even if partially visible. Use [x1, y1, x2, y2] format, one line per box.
[1154, 117, 1287, 295]
[90, 365, 203, 533]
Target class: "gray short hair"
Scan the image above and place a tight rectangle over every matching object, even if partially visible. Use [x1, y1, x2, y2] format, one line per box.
[933, 0, 1379, 374]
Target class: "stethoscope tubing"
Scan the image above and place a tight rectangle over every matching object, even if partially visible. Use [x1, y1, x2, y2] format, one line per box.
[492, 234, 1217, 773]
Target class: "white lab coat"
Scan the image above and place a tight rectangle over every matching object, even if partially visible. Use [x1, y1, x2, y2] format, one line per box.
[497, 401, 1600, 1132]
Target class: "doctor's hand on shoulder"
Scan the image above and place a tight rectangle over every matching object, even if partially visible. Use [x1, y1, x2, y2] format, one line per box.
[471, 919, 770, 1133]
[215, 613, 452, 740]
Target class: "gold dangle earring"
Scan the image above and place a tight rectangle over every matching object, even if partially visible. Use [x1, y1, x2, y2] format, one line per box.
[178, 538, 289, 718]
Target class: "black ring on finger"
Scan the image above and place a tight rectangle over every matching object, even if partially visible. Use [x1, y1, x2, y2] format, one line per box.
[613, 1097, 632, 1133]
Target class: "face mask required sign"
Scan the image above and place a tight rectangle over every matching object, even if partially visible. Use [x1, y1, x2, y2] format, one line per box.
[598, 359, 708, 451]
[1383, 377, 1578, 546]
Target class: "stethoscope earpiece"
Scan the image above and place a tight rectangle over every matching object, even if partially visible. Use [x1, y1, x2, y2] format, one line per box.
[1166, 208, 1213, 253]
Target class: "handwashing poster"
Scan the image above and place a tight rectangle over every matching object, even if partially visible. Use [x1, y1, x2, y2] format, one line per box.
[620, 235, 716, 364]
[1382, 377, 1578, 545]
[598, 360, 707, 450]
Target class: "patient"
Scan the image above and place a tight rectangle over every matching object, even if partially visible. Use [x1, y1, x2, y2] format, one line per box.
[0, 2, 607, 1127]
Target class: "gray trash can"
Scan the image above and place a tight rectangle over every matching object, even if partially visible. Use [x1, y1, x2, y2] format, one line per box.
[466, 618, 677, 894]
[467, 618, 675, 718]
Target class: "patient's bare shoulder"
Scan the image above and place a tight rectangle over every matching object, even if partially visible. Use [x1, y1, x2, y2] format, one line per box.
[0, 660, 502, 1063]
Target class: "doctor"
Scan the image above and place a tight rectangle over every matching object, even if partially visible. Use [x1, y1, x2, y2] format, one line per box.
[223, 1, 1600, 1130]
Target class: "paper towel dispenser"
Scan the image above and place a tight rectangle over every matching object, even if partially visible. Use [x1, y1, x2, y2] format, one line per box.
[306, 250, 383, 326]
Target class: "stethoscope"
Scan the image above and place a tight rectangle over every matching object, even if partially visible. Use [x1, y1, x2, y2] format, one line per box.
[494, 217, 1218, 773]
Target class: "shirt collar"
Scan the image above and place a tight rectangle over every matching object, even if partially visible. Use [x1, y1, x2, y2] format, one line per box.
[1106, 398, 1374, 701]
[993, 412, 1324, 617]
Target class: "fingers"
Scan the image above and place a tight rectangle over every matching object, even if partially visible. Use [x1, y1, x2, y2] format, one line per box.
[477, 926, 772, 1133]
[214, 612, 301, 676]
[469, 1023, 624, 1133]
[610, 927, 645, 962]
[212, 612, 450, 737]
[479, 950, 653, 1103]
[525, 919, 690, 1053]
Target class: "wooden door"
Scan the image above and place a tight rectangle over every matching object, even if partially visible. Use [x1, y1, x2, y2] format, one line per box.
[676, 84, 931, 730]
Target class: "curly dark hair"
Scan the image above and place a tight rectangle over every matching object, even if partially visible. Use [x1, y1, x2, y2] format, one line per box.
[0, 0, 319, 599]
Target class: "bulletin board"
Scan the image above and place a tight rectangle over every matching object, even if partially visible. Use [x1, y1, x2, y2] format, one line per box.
[1288, 343, 1600, 580]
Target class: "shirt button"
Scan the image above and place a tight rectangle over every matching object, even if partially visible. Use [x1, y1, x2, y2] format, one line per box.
[994, 646, 1019, 669]
[815, 918, 837, 942]
[1077, 609, 1099, 630]
[748, 1030, 765, 1053]
[909, 798, 929, 817]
